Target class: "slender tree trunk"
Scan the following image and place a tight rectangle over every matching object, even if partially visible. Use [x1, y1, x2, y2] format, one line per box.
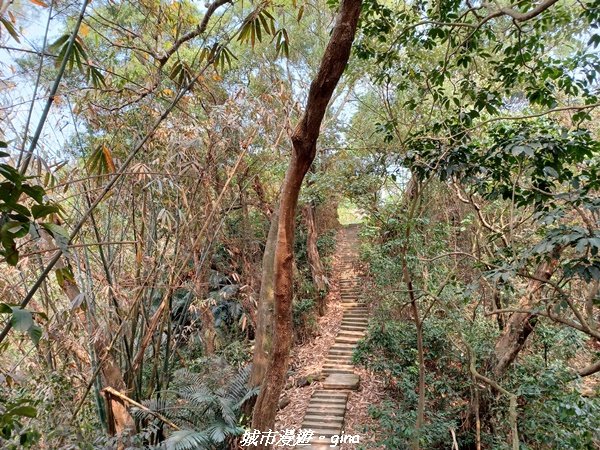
[491, 253, 561, 377]
[251, 0, 362, 441]
[404, 268, 424, 449]
[303, 203, 327, 315]
[250, 208, 279, 388]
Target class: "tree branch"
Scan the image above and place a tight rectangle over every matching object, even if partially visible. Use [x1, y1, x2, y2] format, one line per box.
[157, 0, 232, 67]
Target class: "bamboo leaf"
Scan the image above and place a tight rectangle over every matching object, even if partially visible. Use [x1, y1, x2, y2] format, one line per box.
[1, 17, 20, 43]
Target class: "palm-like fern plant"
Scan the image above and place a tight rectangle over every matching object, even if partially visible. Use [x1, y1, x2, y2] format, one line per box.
[132, 361, 257, 450]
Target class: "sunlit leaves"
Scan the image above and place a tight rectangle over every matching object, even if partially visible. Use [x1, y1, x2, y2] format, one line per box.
[169, 60, 195, 88]
[0, 16, 20, 42]
[237, 8, 276, 48]
[273, 28, 289, 58]
[209, 44, 237, 73]
[49, 34, 105, 88]
[86, 144, 116, 177]
[169, 43, 237, 84]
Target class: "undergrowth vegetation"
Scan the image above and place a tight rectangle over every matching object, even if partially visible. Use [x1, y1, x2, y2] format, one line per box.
[355, 187, 600, 449]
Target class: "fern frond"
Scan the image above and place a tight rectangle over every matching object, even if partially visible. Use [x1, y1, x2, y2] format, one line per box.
[180, 385, 216, 407]
[233, 386, 259, 410]
[165, 429, 211, 450]
[216, 396, 236, 426]
[227, 364, 250, 400]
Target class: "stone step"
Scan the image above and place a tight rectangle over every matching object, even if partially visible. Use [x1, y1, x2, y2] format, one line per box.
[312, 391, 348, 398]
[305, 404, 347, 413]
[308, 397, 347, 408]
[341, 320, 367, 325]
[324, 363, 353, 369]
[322, 373, 360, 390]
[303, 415, 345, 423]
[339, 325, 367, 332]
[323, 367, 354, 374]
[303, 414, 345, 424]
[338, 327, 365, 334]
[335, 336, 363, 344]
[342, 320, 366, 325]
[302, 420, 344, 430]
[328, 352, 354, 359]
[340, 316, 368, 323]
[329, 345, 357, 352]
[346, 307, 368, 312]
[345, 308, 368, 313]
[305, 406, 346, 415]
[323, 369, 354, 375]
[310, 397, 347, 403]
[325, 357, 353, 363]
[309, 398, 347, 405]
[341, 316, 368, 321]
[341, 317, 368, 322]
[324, 362, 353, 369]
[325, 356, 354, 362]
[338, 329, 365, 335]
[325, 355, 353, 362]
[343, 313, 368, 319]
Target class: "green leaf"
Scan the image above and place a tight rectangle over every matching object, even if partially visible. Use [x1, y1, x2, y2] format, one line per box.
[21, 184, 45, 203]
[6, 248, 19, 266]
[0, 163, 25, 184]
[31, 204, 59, 219]
[41, 222, 68, 238]
[9, 405, 37, 418]
[1, 17, 20, 43]
[48, 33, 69, 54]
[28, 325, 42, 346]
[11, 307, 33, 332]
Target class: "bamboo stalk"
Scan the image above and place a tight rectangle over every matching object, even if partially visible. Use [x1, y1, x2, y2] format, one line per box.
[102, 387, 180, 430]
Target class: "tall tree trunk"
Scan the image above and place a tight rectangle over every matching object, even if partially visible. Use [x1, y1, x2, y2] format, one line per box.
[303, 203, 327, 315]
[251, 0, 362, 441]
[491, 254, 561, 377]
[250, 208, 279, 389]
[40, 230, 135, 437]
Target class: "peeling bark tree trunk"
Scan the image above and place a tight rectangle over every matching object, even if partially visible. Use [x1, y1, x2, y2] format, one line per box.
[303, 204, 327, 315]
[491, 254, 561, 378]
[40, 230, 135, 437]
[251, 0, 362, 440]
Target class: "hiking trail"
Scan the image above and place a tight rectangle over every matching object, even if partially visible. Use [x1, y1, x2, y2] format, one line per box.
[298, 225, 369, 449]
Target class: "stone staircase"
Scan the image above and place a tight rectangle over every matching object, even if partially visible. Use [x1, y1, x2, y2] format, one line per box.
[299, 225, 368, 450]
